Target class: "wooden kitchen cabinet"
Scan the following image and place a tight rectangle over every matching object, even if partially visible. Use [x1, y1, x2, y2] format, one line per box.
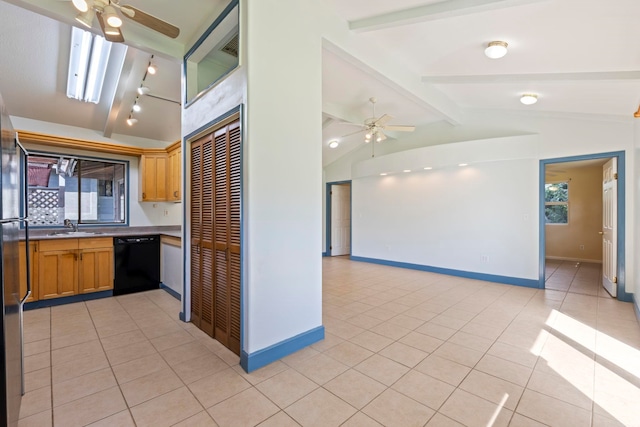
[19, 241, 38, 302]
[38, 237, 114, 300]
[78, 238, 114, 294]
[140, 152, 168, 201]
[38, 239, 78, 300]
[167, 145, 181, 202]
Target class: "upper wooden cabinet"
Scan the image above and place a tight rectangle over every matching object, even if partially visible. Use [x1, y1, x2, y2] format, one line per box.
[140, 153, 168, 202]
[139, 142, 181, 203]
[167, 145, 181, 202]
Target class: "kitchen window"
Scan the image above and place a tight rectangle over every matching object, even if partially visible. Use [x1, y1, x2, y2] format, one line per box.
[26, 153, 127, 227]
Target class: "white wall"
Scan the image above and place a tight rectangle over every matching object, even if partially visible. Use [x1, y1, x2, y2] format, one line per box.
[243, 0, 323, 353]
[351, 136, 539, 280]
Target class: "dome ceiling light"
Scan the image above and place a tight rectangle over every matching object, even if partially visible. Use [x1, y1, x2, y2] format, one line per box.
[484, 41, 508, 59]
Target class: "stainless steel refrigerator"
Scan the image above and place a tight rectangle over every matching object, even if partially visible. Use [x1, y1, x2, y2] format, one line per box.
[0, 92, 30, 427]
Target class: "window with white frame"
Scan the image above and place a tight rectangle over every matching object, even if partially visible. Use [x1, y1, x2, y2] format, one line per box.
[545, 182, 568, 224]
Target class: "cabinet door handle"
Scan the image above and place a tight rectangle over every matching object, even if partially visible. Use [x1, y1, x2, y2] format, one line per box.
[174, 191, 178, 197]
[142, 192, 146, 199]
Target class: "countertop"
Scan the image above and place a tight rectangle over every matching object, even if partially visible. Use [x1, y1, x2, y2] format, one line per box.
[23, 225, 182, 240]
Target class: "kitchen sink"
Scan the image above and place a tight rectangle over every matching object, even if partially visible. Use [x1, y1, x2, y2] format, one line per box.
[47, 231, 104, 237]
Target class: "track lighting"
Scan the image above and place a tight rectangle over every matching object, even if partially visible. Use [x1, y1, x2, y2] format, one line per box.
[137, 86, 150, 95]
[132, 102, 141, 113]
[126, 116, 138, 126]
[147, 63, 157, 75]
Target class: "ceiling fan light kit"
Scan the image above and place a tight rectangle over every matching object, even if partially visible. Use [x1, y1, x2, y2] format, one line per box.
[485, 41, 508, 59]
[72, 0, 90, 13]
[103, 5, 122, 27]
[69, 0, 180, 43]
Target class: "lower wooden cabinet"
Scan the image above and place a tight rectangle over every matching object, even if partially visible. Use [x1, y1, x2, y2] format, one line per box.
[79, 239, 114, 294]
[38, 237, 114, 300]
[19, 241, 38, 303]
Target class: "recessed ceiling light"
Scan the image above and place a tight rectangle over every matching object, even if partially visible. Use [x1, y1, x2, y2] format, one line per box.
[328, 140, 339, 149]
[403, 169, 411, 173]
[423, 167, 432, 170]
[458, 163, 468, 167]
[520, 94, 538, 105]
[380, 173, 388, 176]
[485, 41, 508, 59]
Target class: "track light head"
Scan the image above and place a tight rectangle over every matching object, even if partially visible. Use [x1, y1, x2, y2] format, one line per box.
[147, 63, 157, 75]
[137, 86, 150, 95]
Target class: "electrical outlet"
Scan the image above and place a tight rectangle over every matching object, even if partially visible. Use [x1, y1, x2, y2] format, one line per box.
[481, 254, 489, 262]
[164, 210, 169, 216]
[579, 244, 585, 250]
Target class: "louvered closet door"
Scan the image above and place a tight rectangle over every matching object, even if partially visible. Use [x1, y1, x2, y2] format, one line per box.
[228, 122, 241, 354]
[190, 134, 214, 336]
[213, 120, 241, 355]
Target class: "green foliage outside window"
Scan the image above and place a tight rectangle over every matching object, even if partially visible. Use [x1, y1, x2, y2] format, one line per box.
[545, 182, 568, 224]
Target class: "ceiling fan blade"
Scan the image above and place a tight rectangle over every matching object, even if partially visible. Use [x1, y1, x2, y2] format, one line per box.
[375, 114, 393, 126]
[338, 121, 366, 127]
[97, 12, 125, 43]
[377, 131, 388, 142]
[121, 5, 180, 38]
[384, 125, 415, 132]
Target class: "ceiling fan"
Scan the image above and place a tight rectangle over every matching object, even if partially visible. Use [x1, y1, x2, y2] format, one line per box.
[67, 0, 180, 43]
[341, 97, 416, 142]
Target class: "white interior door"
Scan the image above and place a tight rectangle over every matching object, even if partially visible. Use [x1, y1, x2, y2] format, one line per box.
[602, 158, 617, 297]
[331, 184, 351, 256]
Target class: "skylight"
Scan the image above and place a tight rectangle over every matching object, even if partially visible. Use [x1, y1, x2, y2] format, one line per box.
[66, 26, 112, 104]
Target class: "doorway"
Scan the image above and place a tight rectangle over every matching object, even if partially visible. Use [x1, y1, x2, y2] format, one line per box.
[326, 181, 351, 256]
[540, 151, 628, 301]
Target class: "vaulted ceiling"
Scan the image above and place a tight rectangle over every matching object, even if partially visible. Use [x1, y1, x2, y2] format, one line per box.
[1, 0, 639, 159]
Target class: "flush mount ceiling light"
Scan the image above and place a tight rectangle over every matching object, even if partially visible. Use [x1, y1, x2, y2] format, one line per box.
[485, 41, 508, 59]
[380, 173, 388, 176]
[520, 94, 538, 105]
[459, 163, 468, 167]
[403, 169, 411, 173]
[328, 140, 339, 149]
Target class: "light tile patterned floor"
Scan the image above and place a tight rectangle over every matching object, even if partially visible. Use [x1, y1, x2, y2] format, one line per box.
[18, 258, 640, 426]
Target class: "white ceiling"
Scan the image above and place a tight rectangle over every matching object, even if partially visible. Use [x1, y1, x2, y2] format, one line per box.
[1, 0, 640, 157]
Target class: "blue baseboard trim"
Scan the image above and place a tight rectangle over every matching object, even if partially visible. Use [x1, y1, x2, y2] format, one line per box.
[350, 256, 541, 289]
[24, 290, 113, 310]
[322, 252, 328, 257]
[160, 283, 181, 301]
[240, 325, 325, 373]
[179, 311, 186, 322]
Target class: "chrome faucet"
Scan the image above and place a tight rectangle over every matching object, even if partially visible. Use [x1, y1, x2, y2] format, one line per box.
[63, 219, 78, 232]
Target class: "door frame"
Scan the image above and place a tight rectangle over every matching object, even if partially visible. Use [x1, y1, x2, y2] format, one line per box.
[325, 180, 352, 257]
[539, 150, 632, 301]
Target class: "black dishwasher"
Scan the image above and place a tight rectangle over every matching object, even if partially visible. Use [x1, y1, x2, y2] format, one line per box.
[113, 235, 160, 296]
